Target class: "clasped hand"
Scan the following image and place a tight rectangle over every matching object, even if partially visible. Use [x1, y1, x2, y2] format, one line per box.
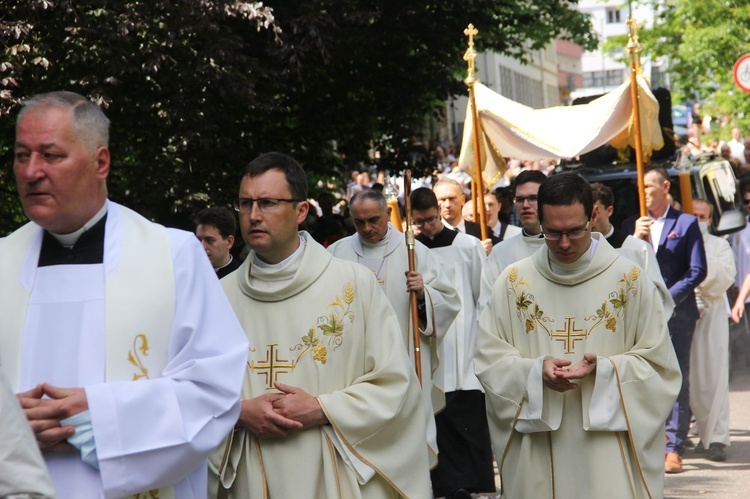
[238, 381, 328, 440]
[542, 353, 598, 393]
[16, 383, 89, 452]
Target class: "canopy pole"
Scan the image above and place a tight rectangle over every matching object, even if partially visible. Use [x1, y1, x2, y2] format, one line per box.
[464, 24, 488, 240]
[626, 17, 647, 219]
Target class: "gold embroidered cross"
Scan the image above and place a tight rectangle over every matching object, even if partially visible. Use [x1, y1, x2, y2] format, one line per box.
[250, 344, 295, 390]
[551, 317, 587, 354]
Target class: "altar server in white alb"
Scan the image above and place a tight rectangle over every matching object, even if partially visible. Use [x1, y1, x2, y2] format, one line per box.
[210, 153, 431, 498]
[328, 188, 460, 465]
[410, 187, 496, 499]
[479, 169, 548, 311]
[0, 91, 248, 498]
[689, 198, 735, 462]
[475, 173, 681, 498]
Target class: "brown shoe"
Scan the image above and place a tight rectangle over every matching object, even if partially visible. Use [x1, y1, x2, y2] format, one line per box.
[665, 452, 683, 473]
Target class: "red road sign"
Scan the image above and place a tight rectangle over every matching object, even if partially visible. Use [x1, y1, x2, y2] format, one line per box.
[734, 53, 750, 93]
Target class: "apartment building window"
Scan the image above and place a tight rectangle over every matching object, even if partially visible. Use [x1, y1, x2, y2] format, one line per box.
[606, 7, 625, 24]
[583, 70, 625, 88]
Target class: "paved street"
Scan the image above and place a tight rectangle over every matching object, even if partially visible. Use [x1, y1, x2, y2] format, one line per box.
[664, 362, 750, 498]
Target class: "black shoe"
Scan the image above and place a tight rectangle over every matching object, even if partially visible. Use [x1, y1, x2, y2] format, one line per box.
[684, 439, 695, 448]
[447, 489, 473, 499]
[693, 441, 708, 453]
[706, 443, 727, 462]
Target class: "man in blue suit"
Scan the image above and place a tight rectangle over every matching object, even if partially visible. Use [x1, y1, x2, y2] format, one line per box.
[622, 166, 707, 473]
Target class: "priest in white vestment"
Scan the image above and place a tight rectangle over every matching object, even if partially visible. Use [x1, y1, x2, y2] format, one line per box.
[479, 170, 548, 311]
[210, 153, 431, 498]
[1, 92, 249, 499]
[328, 189, 461, 466]
[689, 199, 735, 461]
[475, 174, 681, 498]
[0, 366, 55, 498]
[411, 187, 496, 498]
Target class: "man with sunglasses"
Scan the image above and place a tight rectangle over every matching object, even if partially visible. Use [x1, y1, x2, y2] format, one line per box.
[410, 187, 494, 499]
[476, 172, 681, 498]
[328, 188, 460, 468]
[479, 169, 548, 310]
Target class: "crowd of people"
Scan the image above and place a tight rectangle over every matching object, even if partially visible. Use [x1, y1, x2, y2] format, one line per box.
[1, 90, 749, 499]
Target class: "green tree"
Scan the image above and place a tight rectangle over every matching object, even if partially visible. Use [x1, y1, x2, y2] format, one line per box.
[1, 1, 597, 233]
[637, 0, 750, 137]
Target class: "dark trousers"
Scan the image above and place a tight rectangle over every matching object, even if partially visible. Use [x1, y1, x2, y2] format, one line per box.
[665, 316, 697, 455]
[430, 390, 496, 497]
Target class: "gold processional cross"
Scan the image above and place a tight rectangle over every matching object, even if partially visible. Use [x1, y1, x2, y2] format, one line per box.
[250, 344, 295, 390]
[551, 317, 587, 354]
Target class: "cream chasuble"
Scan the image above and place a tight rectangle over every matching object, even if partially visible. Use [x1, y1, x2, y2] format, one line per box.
[479, 232, 546, 311]
[475, 235, 681, 499]
[328, 225, 461, 465]
[212, 232, 431, 499]
[0, 200, 248, 499]
[690, 232, 735, 447]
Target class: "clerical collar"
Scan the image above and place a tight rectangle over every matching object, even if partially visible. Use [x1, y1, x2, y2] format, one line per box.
[603, 225, 615, 238]
[253, 234, 307, 269]
[50, 203, 108, 248]
[548, 237, 598, 275]
[215, 254, 235, 271]
[522, 227, 544, 239]
[417, 225, 456, 249]
[38, 207, 108, 267]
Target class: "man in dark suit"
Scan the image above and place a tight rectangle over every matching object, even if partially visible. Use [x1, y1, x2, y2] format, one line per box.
[433, 178, 499, 255]
[622, 166, 707, 474]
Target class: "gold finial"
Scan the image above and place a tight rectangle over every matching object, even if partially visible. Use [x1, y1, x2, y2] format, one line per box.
[625, 17, 642, 73]
[464, 24, 479, 84]
[626, 17, 642, 54]
[464, 24, 478, 47]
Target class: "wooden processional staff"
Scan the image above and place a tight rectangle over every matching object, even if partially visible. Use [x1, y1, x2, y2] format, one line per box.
[403, 169, 422, 384]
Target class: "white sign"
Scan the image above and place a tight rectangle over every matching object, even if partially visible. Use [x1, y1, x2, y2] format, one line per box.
[734, 53, 750, 93]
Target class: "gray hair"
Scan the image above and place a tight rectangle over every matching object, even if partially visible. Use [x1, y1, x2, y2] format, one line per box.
[18, 91, 110, 153]
[350, 189, 388, 212]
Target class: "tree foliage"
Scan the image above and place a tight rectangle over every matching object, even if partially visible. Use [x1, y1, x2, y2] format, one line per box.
[0, 0, 597, 233]
[638, 0, 750, 136]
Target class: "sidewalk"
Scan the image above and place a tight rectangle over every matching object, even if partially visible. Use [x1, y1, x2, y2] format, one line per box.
[664, 365, 750, 498]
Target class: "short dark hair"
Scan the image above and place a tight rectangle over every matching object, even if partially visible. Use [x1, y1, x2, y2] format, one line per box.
[645, 165, 669, 184]
[239, 152, 308, 200]
[514, 170, 547, 194]
[410, 187, 439, 211]
[590, 182, 614, 208]
[194, 207, 237, 239]
[350, 189, 388, 212]
[537, 173, 593, 224]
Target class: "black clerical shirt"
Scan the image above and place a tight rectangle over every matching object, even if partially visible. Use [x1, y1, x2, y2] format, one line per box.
[37, 215, 107, 267]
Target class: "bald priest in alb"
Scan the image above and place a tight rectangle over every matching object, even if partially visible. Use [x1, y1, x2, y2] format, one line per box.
[0, 91, 249, 498]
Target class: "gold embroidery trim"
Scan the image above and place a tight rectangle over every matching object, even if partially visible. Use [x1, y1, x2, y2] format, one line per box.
[250, 284, 356, 389]
[507, 266, 640, 353]
[128, 333, 151, 380]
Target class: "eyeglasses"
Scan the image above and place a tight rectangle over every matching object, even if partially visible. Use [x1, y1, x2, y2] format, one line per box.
[541, 221, 590, 241]
[514, 195, 538, 205]
[412, 215, 439, 228]
[233, 197, 303, 213]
